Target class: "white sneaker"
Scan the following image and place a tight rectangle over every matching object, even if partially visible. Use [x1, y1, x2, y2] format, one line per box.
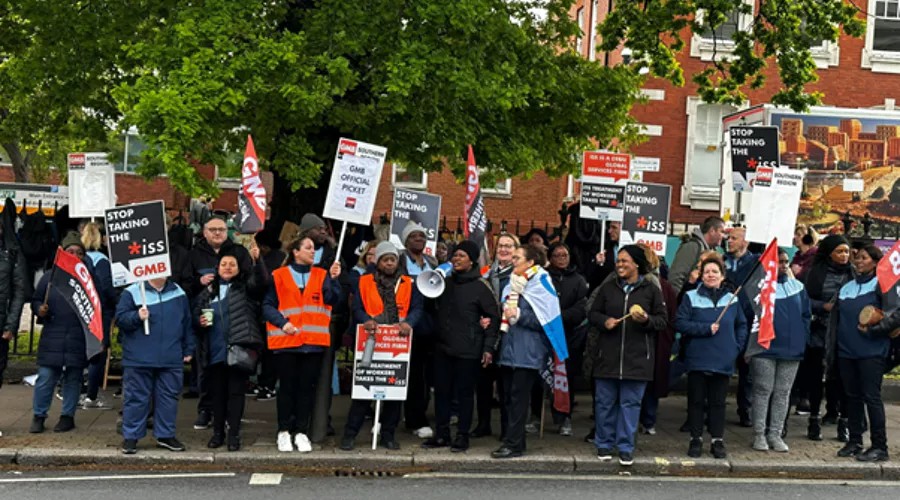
[81, 397, 112, 410]
[559, 418, 573, 437]
[642, 426, 657, 436]
[294, 433, 312, 453]
[525, 422, 538, 434]
[277, 431, 293, 452]
[413, 426, 434, 439]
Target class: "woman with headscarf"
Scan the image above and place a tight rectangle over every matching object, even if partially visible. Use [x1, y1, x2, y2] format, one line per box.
[676, 254, 747, 459]
[545, 242, 588, 436]
[833, 245, 889, 462]
[745, 248, 811, 453]
[634, 243, 678, 437]
[797, 234, 852, 442]
[585, 244, 667, 466]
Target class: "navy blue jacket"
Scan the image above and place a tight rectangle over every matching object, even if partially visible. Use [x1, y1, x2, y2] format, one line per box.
[834, 273, 888, 360]
[724, 251, 758, 290]
[116, 280, 195, 369]
[86, 251, 117, 347]
[498, 295, 551, 370]
[747, 275, 811, 361]
[676, 285, 748, 375]
[32, 269, 89, 369]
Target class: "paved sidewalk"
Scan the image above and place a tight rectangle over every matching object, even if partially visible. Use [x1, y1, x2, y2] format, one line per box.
[0, 383, 899, 479]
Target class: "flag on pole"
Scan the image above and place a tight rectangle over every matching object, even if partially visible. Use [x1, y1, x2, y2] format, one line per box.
[743, 239, 779, 349]
[50, 247, 104, 360]
[464, 145, 487, 250]
[877, 240, 900, 294]
[237, 135, 266, 234]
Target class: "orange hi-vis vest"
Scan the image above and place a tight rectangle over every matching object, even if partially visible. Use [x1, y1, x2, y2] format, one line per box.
[266, 266, 332, 350]
[358, 274, 412, 322]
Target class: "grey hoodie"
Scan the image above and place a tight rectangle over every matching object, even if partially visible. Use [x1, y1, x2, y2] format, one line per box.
[668, 228, 710, 294]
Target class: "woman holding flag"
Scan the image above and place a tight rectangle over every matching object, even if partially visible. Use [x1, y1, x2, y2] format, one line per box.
[586, 244, 667, 466]
[832, 244, 889, 462]
[745, 248, 811, 453]
[492, 244, 567, 459]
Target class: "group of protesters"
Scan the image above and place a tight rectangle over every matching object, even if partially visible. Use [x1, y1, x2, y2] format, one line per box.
[0, 202, 897, 465]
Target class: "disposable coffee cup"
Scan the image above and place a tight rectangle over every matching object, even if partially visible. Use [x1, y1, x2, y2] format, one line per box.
[202, 308, 214, 325]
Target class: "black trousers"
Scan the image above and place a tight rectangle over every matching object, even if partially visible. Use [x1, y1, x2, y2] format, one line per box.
[736, 355, 752, 416]
[274, 351, 323, 434]
[207, 362, 249, 437]
[344, 400, 402, 441]
[257, 344, 277, 391]
[825, 360, 846, 417]
[502, 367, 539, 452]
[839, 357, 887, 450]
[798, 346, 825, 416]
[476, 362, 500, 429]
[433, 351, 481, 439]
[404, 336, 434, 430]
[687, 371, 729, 439]
[0, 338, 8, 389]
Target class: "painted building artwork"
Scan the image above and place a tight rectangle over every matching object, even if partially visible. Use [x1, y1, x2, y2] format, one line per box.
[770, 112, 900, 231]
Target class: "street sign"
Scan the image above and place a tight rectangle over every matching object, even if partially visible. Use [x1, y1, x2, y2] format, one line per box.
[631, 156, 661, 173]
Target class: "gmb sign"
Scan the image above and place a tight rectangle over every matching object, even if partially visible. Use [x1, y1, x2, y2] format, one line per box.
[104, 200, 171, 286]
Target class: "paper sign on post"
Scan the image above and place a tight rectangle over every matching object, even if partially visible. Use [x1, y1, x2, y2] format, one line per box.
[104, 201, 171, 287]
[746, 168, 805, 244]
[323, 138, 387, 225]
[68, 152, 116, 218]
[352, 324, 412, 401]
[580, 151, 631, 222]
[389, 188, 442, 256]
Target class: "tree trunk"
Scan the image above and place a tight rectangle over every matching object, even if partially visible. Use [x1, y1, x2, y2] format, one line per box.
[2, 141, 32, 183]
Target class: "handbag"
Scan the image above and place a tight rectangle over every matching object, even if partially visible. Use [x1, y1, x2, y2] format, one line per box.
[227, 345, 259, 374]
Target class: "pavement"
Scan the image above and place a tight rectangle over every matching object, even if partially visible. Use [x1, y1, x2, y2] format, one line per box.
[2, 379, 900, 480]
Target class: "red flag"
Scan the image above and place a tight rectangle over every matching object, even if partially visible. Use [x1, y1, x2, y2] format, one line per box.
[877, 240, 900, 294]
[552, 354, 570, 414]
[464, 145, 487, 246]
[51, 247, 104, 359]
[756, 238, 779, 349]
[237, 135, 266, 234]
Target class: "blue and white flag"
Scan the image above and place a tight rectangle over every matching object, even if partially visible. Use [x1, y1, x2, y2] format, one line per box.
[521, 268, 569, 361]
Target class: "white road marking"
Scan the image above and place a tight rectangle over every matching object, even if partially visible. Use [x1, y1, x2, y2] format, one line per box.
[0, 472, 236, 484]
[248, 473, 283, 485]
[404, 472, 899, 487]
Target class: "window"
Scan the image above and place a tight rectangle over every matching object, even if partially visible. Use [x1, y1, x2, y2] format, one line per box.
[863, 0, 900, 72]
[682, 97, 739, 209]
[576, 7, 584, 54]
[690, 1, 754, 61]
[391, 163, 428, 189]
[479, 168, 512, 196]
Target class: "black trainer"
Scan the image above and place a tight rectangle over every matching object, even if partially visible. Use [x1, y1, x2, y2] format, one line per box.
[596, 448, 614, 461]
[156, 437, 186, 452]
[856, 447, 889, 462]
[711, 440, 727, 459]
[339, 436, 355, 451]
[837, 442, 863, 458]
[421, 437, 450, 449]
[29, 416, 45, 434]
[688, 437, 702, 458]
[122, 439, 138, 455]
[207, 434, 225, 449]
[450, 435, 469, 453]
[53, 415, 75, 433]
[807, 416, 823, 441]
[193, 411, 211, 430]
[836, 418, 849, 443]
[618, 451, 634, 466]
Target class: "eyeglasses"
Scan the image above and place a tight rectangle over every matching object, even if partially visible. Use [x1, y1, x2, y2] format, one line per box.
[206, 227, 227, 233]
[497, 243, 516, 249]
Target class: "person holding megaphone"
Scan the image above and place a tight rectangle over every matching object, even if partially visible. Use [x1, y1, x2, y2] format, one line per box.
[422, 240, 500, 453]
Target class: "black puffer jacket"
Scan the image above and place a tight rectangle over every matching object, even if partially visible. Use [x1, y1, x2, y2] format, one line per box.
[435, 267, 501, 360]
[0, 239, 28, 334]
[193, 261, 267, 366]
[586, 276, 667, 381]
[547, 265, 589, 333]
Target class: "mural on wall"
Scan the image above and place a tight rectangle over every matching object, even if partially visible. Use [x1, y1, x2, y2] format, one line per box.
[770, 112, 900, 235]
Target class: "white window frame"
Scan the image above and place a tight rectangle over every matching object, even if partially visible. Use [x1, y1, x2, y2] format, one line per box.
[576, 7, 585, 54]
[810, 39, 840, 69]
[682, 96, 741, 210]
[862, 0, 900, 73]
[391, 162, 428, 190]
[690, 0, 754, 61]
[478, 168, 512, 196]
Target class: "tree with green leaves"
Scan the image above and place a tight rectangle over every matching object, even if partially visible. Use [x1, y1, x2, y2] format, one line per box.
[1, 0, 867, 206]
